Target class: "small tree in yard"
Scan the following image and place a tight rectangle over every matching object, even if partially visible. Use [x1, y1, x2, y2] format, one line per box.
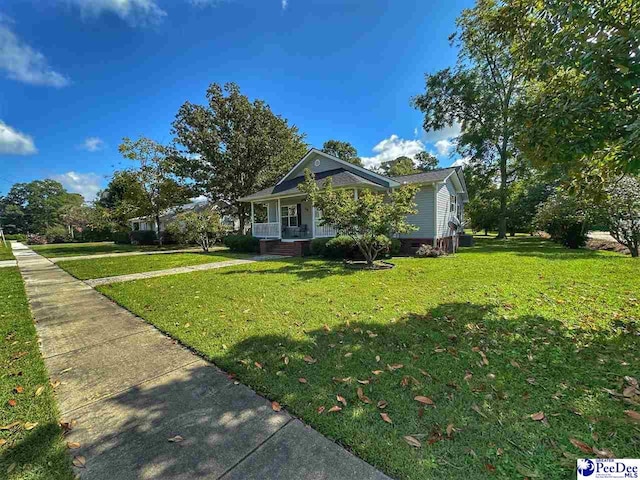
[534, 190, 591, 249]
[167, 209, 227, 252]
[607, 176, 640, 258]
[300, 170, 418, 268]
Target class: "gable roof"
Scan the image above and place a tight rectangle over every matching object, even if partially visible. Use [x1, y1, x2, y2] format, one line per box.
[277, 148, 399, 189]
[239, 168, 384, 202]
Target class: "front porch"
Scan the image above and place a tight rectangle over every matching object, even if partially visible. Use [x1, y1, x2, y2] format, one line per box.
[250, 196, 336, 241]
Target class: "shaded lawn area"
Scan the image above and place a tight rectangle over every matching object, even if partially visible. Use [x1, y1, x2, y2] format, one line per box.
[57, 250, 250, 280]
[31, 241, 194, 258]
[0, 243, 14, 261]
[97, 238, 640, 480]
[0, 268, 72, 480]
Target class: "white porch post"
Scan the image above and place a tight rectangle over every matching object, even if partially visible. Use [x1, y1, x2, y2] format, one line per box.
[354, 188, 358, 200]
[277, 198, 282, 239]
[250, 202, 254, 235]
[311, 204, 316, 239]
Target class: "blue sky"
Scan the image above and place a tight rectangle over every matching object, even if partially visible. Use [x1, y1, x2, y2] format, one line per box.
[0, 0, 471, 201]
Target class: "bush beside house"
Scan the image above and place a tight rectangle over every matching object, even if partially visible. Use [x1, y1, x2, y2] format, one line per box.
[223, 235, 259, 253]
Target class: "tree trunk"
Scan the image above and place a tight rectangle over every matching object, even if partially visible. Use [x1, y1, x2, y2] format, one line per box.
[156, 214, 163, 246]
[237, 202, 245, 234]
[497, 153, 508, 239]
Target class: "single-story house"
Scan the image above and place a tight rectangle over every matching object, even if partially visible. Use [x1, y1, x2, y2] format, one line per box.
[129, 199, 239, 234]
[238, 148, 468, 256]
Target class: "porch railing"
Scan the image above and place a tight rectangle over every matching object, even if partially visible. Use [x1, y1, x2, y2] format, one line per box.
[314, 222, 336, 238]
[253, 222, 280, 238]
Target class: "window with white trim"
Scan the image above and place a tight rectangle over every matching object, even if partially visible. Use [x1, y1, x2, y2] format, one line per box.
[450, 195, 457, 213]
[281, 205, 299, 227]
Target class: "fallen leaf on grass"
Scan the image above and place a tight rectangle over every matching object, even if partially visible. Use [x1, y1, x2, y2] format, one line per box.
[14, 386, 24, 394]
[50, 379, 61, 389]
[380, 413, 393, 424]
[328, 405, 342, 413]
[403, 435, 421, 448]
[168, 435, 185, 443]
[7, 463, 16, 473]
[7, 399, 16, 407]
[592, 447, 615, 458]
[283, 356, 289, 365]
[414, 396, 435, 406]
[357, 379, 370, 384]
[372, 370, 384, 375]
[357, 388, 371, 404]
[303, 355, 317, 364]
[337, 395, 347, 407]
[344, 352, 352, 358]
[624, 410, 640, 422]
[317, 406, 325, 414]
[24, 422, 38, 430]
[530, 411, 545, 421]
[0, 422, 20, 430]
[510, 360, 520, 368]
[254, 362, 263, 369]
[377, 400, 388, 409]
[298, 378, 307, 384]
[464, 371, 473, 382]
[446, 424, 455, 438]
[570, 438, 593, 454]
[67, 441, 81, 449]
[72, 456, 86, 468]
[471, 404, 487, 418]
[387, 364, 403, 372]
[271, 401, 281, 412]
[35, 386, 44, 396]
[485, 463, 496, 473]
[478, 351, 489, 366]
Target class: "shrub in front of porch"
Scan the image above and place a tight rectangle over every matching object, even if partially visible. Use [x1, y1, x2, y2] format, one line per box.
[301, 170, 418, 267]
[223, 234, 259, 253]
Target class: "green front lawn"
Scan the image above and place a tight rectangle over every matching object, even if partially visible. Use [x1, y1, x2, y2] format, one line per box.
[57, 250, 249, 280]
[0, 243, 14, 261]
[0, 268, 72, 480]
[97, 238, 640, 479]
[31, 241, 194, 258]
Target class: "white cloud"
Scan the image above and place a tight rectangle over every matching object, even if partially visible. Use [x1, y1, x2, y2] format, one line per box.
[435, 139, 455, 157]
[67, 0, 167, 26]
[0, 121, 37, 155]
[422, 122, 461, 143]
[282, 0, 288, 9]
[80, 137, 105, 152]
[0, 21, 69, 87]
[360, 135, 426, 170]
[52, 172, 103, 202]
[451, 156, 470, 168]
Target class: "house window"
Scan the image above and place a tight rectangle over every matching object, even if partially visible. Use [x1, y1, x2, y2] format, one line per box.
[133, 222, 140, 231]
[281, 205, 298, 227]
[450, 195, 457, 213]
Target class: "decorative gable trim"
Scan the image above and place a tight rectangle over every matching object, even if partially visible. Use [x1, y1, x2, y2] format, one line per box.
[276, 148, 399, 188]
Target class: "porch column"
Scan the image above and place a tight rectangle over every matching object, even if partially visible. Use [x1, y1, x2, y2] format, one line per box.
[277, 198, 282, 239]
[354, 188, 358, 200]
[311, 204, 316, 239]
[250, 202, 254, 235]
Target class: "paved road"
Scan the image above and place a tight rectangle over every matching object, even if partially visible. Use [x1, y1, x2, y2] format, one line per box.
[13, 243, 389, 480]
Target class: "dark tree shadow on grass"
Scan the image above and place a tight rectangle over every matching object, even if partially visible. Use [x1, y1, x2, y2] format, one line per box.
[4, 302, 636, 479]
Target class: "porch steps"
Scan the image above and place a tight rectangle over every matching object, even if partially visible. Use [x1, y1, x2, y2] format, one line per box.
[259, 240, 310, 257]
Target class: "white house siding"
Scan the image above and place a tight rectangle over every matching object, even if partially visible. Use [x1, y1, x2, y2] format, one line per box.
[436, 179, 457, 238]
[398, 185, 435, 239]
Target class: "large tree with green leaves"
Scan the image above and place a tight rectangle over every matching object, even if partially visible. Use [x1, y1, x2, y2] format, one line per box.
[413, 0, 528, 238]
[498, 0, 639, 180]
[415, 151, 439, 171]
[379, 156, 419, 176]
[172, 83, 307, 232]
[118, 137, 192, 245]
[0, 180, 82, 233]
[321, 140, 363, 166]
[300, 170, 418, 268]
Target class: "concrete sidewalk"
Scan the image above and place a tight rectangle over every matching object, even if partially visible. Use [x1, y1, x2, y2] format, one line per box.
[0, 259, 17, 268]
[13, 242, 389, 480]
[49, 246, 205, 263]
[83, 255, 283, 287]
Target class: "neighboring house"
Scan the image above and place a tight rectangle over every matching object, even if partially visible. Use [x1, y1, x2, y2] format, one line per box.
[129, 199, 240, 234]
[239, 148, 468, 256]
